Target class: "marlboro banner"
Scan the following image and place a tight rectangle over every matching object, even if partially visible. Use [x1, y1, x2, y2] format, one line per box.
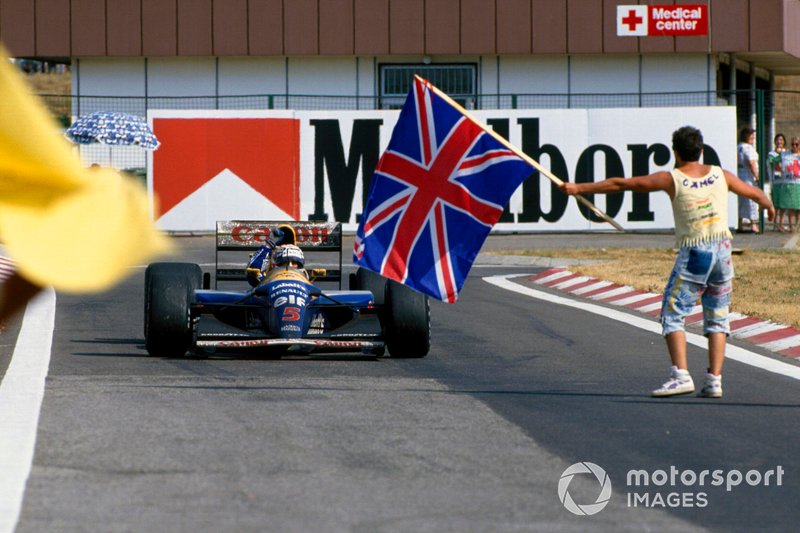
[617, 5, 708, 37]
[147, 106, 737, 234]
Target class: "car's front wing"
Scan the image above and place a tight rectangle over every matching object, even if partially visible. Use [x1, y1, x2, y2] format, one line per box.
[195, 337, 385, 355]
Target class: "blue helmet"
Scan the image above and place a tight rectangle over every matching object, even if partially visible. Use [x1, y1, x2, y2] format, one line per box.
[272, 244, 304, 268]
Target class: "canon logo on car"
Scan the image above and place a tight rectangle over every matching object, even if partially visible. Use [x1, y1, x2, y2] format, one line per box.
[229, 224, 331, 245]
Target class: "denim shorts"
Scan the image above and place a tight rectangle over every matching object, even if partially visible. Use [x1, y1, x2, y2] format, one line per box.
[661, 239, 734, 337]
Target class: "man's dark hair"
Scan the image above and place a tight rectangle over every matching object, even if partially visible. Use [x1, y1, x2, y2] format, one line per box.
[672, 126, 704, 162]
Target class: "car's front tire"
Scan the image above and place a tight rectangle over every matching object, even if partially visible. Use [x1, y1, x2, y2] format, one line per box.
[144, 262, 202, 357]
[383, 280, 430, 358]
[353, 267, 388, 306]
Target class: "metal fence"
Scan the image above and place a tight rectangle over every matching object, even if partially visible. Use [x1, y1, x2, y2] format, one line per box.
[39, 89, 774, 183]
[42, 90, 757, 116]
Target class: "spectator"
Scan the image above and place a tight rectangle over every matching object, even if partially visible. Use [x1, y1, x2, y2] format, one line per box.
[559, 125, 774, 398]
[783, 137, 800, 232]
[737, 126, 760, 233]
[768, 133, 788, 232]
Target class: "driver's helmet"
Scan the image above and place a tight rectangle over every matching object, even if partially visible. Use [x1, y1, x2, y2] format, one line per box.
[271, 244, 305, 268]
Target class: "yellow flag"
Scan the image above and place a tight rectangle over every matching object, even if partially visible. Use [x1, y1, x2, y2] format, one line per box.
[0, 50, 171, 292]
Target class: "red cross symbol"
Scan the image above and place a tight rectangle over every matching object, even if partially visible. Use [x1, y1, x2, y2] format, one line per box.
[787, 158, 800, 178]
[622, 9, 644, 31]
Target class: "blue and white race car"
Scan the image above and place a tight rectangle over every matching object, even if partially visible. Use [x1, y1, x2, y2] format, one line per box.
[144, 221, 430, 358]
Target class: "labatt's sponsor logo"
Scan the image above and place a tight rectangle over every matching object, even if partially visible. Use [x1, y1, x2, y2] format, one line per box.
[650, 5, 706, 34]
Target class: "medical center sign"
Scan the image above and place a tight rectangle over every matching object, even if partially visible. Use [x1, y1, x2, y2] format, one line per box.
[617, 4, 708, 37]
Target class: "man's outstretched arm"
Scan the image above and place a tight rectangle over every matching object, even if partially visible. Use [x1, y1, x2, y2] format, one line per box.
[559, 171, 674, 196]
[724, 169, 776, 221]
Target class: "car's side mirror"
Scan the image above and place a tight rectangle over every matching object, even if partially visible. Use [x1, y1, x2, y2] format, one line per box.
[308, 268, 327, 281]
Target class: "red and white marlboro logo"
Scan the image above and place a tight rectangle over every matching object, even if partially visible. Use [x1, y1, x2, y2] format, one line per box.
[151, 117, 300, 230]
[617, 4, 708, 37]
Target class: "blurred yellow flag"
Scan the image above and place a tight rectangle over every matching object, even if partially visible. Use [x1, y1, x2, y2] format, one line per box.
[0, 50, 171, 292]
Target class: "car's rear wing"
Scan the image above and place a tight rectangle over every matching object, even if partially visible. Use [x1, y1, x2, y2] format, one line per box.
[215, 220, 343, 288]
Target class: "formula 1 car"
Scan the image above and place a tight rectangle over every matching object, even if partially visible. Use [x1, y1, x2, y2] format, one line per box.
[143, 221, 430, 358]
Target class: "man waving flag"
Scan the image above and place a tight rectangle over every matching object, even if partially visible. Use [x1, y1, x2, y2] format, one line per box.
[353, 76, 534, 303]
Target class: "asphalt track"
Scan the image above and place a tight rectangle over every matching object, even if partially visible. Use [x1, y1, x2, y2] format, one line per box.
[2, 233, 799, 532]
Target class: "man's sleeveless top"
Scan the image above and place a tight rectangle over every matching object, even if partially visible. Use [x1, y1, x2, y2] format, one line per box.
[670, 166, 732, 248]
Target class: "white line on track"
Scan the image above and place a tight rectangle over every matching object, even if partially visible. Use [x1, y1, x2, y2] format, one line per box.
[484, 274, 800, 381]
[0, 288, 56, 533]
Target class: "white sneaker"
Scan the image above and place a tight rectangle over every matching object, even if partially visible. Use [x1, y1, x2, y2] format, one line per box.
[652, 366, 695, 397]
[698, 371, 723, 398]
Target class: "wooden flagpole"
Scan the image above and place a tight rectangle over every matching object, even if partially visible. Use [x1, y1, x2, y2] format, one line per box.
[416, 75, 625, 232]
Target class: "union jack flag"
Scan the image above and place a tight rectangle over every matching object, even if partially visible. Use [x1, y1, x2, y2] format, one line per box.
[353, 77, 532, 303]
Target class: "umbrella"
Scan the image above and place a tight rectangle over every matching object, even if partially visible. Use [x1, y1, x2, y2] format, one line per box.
[65, 111, 160, 150]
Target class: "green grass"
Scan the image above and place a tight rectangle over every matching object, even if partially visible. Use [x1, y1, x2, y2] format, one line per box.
[492, 247, 800, 329]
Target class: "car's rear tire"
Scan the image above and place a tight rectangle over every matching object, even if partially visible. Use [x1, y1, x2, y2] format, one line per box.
[384, 280, 430, 358]
[354, 267, 387, 306]
[144, 262, 202, 357]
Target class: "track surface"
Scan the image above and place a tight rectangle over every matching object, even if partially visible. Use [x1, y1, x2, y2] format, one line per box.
[2, 235, 799, 532]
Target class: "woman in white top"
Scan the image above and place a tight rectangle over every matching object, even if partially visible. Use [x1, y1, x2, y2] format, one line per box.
[737, 126, 760, 233]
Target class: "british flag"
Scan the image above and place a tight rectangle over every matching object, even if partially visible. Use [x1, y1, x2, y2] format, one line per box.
[353, 77, 532, 303]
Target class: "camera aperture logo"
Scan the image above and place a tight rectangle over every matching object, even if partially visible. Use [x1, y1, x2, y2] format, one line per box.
[558, 462, 612, 516]
[558, 462, 785, 515]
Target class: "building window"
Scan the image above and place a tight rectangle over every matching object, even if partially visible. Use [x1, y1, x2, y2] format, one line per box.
[379, 64, 477, 109]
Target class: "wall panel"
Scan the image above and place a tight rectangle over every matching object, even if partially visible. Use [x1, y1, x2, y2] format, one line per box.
[249, 0, 283, 55]
[0, 0, 36, 56]
[749, 0, 782, 52]
[425, 0, 460, 54]
[389, 0, 424, 54]
[567, 0, 602, 53]
[354, 0, 388, 54]
[532, 0, 567, 53]
[320, 0, 354, 55]
[213, 0, 248, 55]
[36, 0, 71, 56]
[107, 0, 141, 56]
[71, 0, 106, 56]
[142, 0, 177, 56]
[497, 0, 531, 54]
[177, 0, 212, 56]
[785, 0, 800, 57]
[710, 0, 748, 52]
[284, 0, 318, 55]
[461, 0, 495, 54]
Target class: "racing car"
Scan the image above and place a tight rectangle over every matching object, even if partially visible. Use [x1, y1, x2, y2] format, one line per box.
[143, 220, 430, 358]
